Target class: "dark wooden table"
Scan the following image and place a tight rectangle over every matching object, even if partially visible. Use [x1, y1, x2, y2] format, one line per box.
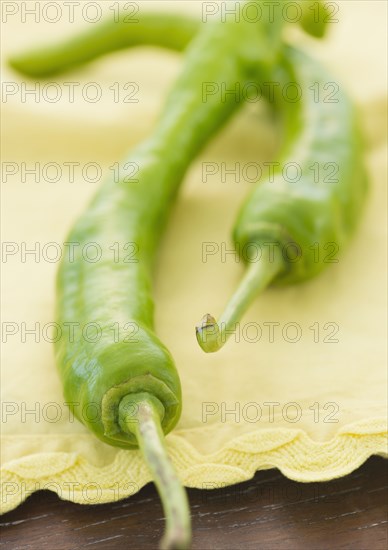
[1, 456, 386, 549]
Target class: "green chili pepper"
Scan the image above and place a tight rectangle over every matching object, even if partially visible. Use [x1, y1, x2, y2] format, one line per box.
[196, 46, 368, 353]
[8, 12, 200, 77]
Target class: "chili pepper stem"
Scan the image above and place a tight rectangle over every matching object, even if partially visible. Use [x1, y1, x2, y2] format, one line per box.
[196, 245, 284, 352]
[119, 394, 191, 550]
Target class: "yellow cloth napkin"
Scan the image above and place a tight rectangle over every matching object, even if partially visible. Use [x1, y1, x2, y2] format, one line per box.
[1, 1, 387, 513]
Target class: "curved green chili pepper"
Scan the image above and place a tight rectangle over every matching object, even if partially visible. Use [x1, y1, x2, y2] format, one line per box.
[8, 12, 200, 77]
[196, 46, 368, 352]
[56, 5, 283, 443]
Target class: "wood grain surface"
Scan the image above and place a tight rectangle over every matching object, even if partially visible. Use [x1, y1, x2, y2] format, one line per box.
[1, 456, 387, 549]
